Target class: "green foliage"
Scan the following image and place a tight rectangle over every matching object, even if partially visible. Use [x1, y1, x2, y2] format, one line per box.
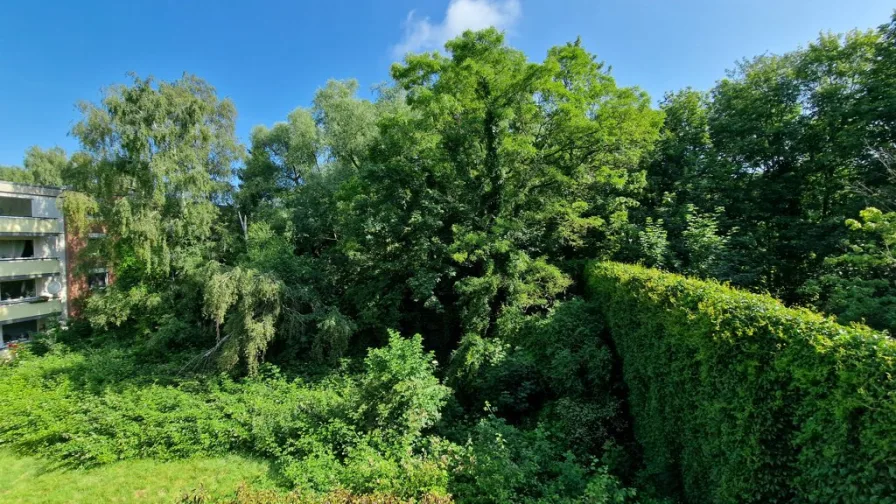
[0, 351, 236, 465]
[448, 299, 630, 471]
[513, 300, 614, 401]
[356, 332, 450, 443]
[644, 89, 712, 207]
[69, 73, 240, 284]
[0, 164, 33, 184]
[637, 218, 670, 269]
[634, 201, 730, 278]
[0, 336, 453, 500]
[60, 189, 99, 236]
[331, 29, 660, 345]
[449, 416, 588, 503]
[238, 222, 355, 363]
[586, 261, 896, 503]
[230, 30, 661, 366]
[59, 73, 290, 372]
[242, 107, 320, 208]
[0, 146, 68, 186]
[449, 416, 649, 504]
[802, 207, 896, 335]
[22, 146, 67, 186]
[642, 23, 892, 307]
[679, 204, 728, 277]
[0, 330, 648, 503]
[202, 264, 283, 374]
[237, 80, 390, 361]
[7, 15, 896, 504]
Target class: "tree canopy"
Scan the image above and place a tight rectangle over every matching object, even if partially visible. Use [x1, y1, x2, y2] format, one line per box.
[3, 14, 896, 504]
[2, 18, 895, 365]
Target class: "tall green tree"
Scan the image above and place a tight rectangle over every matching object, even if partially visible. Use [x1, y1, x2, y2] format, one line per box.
[0, 165, 31, 184]
[337, 30, 661, 359]
[237, 80, 394, 362]
[645, 89, 713, 210]
[802, 207, 896, 334]
[23, 146, 68, 186]
[64, 73, 276, 372]
[0, 146, 68, 186]
[68, 73, 240, 285]
[643, 27, 887, 306]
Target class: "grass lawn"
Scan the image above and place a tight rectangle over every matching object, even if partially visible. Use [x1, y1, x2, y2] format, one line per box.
[0, 450, 274, 503]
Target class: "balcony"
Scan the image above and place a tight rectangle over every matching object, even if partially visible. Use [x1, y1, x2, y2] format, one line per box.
[0, 258, 61, 280]
[0, 298, 63, 324]
[0, 216, 62, 236]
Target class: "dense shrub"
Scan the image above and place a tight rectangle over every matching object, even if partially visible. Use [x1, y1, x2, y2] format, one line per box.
[449, 414, 666, 504]
[0, 330, 654, 503]
[449, 300, 630, 462]
[0, 334, 453, 500]
[586, 261, 896, 504]
[448, 416, 589, 504]
[0, 351, 237, 465]
[356, 331, 450, 443]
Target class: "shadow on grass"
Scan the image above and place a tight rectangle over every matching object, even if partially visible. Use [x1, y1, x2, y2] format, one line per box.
[0, 449, 283, 503]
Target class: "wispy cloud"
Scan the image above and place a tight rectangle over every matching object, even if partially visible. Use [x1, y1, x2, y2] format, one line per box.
[392, 0, 521, 57]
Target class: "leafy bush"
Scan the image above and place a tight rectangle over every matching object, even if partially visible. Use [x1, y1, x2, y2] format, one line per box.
[586, 261, 896, 503]
[0, 329, 652, 503]
[449, 300, 628, 462]
[356, 331, 450, 443]
[0, 334, 453, 500]
[448, 416, 590, 503]
[448, 416, 654, 504]
[0, 351, 241, 465]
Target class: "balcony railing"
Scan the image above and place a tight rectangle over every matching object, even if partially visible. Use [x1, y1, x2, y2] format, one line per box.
[0, 298, 63, 323]
[0, 216, 62, 235]
[0, 258, 61, 279]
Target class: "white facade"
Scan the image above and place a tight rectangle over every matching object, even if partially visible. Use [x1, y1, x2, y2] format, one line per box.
[0, 181, 67, 348]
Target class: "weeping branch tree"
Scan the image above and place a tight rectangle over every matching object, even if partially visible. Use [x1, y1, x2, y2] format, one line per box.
[63, 73, 282, 373]
[201, 264, 282, 374]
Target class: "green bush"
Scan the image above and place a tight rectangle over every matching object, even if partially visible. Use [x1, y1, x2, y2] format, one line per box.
[586, 261, 896, 503]
[448, 300, 629, 463]
[356, 331, 450, 443]
[0, 335, 454, 500]
[0, 351, 243, 465]
[448, 416, 645, 504]
[0, 332, 654, 504]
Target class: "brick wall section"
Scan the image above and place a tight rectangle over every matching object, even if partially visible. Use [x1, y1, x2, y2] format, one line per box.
[65, 229, 88, 317]
[65, 222, 114, 318]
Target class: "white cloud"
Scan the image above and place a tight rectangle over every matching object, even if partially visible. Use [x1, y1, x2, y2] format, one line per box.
[392, 0, 521, 57]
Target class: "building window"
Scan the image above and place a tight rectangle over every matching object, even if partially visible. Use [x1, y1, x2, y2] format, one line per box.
[0, 239, 34, 259]
[0, 279, 37, 302]
[88, 271, 108, 290]
[0, 196, 32, 217]
[1, 319, 39, 346]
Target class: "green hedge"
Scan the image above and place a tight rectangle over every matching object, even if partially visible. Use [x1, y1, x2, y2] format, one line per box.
[585, 262, 896, 504]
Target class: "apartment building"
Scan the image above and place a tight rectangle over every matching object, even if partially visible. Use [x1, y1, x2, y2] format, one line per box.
[0, 181, 68, 348]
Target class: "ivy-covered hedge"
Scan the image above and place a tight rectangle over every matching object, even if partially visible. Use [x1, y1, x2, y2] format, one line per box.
[585, 261, 896, 504]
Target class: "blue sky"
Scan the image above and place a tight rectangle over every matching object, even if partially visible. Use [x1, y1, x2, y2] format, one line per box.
[1, 0, 893, 166]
